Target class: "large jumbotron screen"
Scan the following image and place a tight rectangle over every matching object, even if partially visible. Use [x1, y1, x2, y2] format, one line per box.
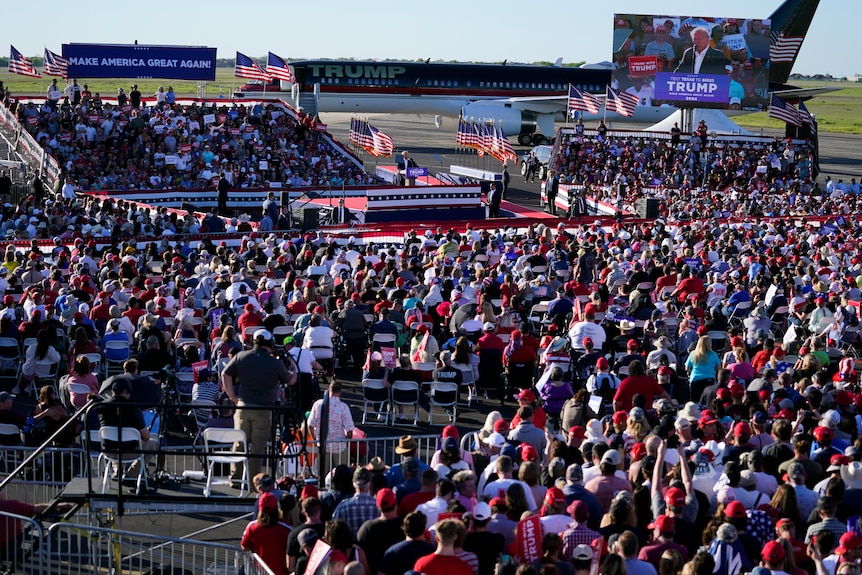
[612, 14, 771, 111]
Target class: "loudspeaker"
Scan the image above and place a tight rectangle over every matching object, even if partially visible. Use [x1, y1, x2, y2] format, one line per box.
[635, 198, 660, 219]
[293, 207, 319, 231]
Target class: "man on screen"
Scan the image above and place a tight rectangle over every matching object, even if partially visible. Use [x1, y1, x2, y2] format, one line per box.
[674, 26, 729, 75]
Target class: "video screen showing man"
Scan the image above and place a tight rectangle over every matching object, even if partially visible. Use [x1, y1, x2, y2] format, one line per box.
[674, 26, 729, 75]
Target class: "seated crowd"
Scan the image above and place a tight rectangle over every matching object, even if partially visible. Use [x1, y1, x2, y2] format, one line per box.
[7, 96, 379, 191]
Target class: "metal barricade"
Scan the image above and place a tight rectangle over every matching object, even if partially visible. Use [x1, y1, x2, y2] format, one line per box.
[0, 511, 45, 574]
[0, 445, 86, 504]
[45, 523, 251, 575]
[284, 433, 440, 478]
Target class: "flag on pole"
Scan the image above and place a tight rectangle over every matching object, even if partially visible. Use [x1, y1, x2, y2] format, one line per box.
[43, 48, 68, 78]
[456, 117, 468, 147]
[498, 125, 519, 164]
[8, 46, 40, 78]
[234, 52, 270, 81]
[798, 101, 816, 133]
[369, 124, 394, 157]
[567, 84, 601, 115]
[769, 94, 802, 126]
[606, 87, 639, 117]
[266, 52, 295, 83]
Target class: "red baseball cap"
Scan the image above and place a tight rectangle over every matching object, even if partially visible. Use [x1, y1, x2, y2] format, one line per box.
[664, 487, 686, 508]
[698, 410, 718, 425]
[582, 337, 593, 347]
[375, 488, 397, 511]
[776, 408, 795, 420]
[544, 487, 565, 506]
[300, 484, 319, 500]
[697, 325, 708, 336]
[762, 540, 786, 562]
[613, 411, 628, 425]
[493, 419, 509, 433]
[724, 500, 747, 519]
[648, 515, 675, 532]
[631, 442, 646, 462]
[729, 383, 745, 397]
[596, 357, 609, 370]
[521, 444, 539, 462]
[717, 388, 732, 402]
[733, 421, 751, 437]
[515, 389, 536, 402]
[836, 532, 862, 555]
[569, 426, 585, 439]
[627, 339, 639, 350]
[442, 425, 459, 439]
[813, 426, 833, 442]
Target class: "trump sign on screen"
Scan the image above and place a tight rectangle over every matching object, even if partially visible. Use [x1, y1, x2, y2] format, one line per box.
[612, 13, 770, 110]
[63, 44, 217, 81]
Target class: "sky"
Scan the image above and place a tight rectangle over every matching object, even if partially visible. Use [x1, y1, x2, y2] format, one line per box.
[3, 0, 853, 78]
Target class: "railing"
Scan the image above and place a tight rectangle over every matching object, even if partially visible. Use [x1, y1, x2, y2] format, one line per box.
[0, 512, 46, 574]
[42, 522, 273, 575]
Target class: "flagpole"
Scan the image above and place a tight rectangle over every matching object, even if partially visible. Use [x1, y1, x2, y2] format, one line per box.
[565, 84, 571, 127]
[603, 87, 609, 125]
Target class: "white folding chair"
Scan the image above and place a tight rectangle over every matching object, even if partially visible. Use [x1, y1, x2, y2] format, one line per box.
[67, 382, 94, 411]
[391, 380, 420, 426]
[428, 381, 458, 425]
[98, 426, 147, 494]
[174, 372, 195, 402]
[189, 399, 216, 445]
[202, 428, 250, 497]
[361, 379, 390, 425]
[79, 353, 102, 377]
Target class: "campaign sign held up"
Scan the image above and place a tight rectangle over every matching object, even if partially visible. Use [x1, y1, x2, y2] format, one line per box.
[655, 73, 729, 105]
[63, 44, 217, 81]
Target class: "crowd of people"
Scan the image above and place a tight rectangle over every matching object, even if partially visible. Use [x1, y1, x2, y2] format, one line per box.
[6, 89, 380, 192]
[548, 124, 862, 222]
[2, 84, 862, 575]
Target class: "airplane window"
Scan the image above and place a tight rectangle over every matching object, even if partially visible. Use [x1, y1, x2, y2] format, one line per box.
[394, 80, 398, 85]
[493, 82, 498, 88]
[505, 82, 510, 88]
[454, 81, 459, 87]
[519, 83, 524, 88]
[532, 83, 536, 89]
[465, 81, 470, 87]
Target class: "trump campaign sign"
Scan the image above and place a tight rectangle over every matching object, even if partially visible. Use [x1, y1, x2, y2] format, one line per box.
[655, 73, 729, 104]
[63, 44, 217, 81]
[628, 56, 658, 77]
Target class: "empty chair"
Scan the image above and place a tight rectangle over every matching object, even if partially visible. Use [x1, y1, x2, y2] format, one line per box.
[361, 379, 390, 425]
[390, 380, 420, 426]
[708, 330, 728, 353]
[104, 340, 131, 378]
[728, 301, 752, 327]
[202, 428, 250, 497]
[428, 381, 458, 425]
[174, 372, 195, 403]
[0, 338, 20, 379]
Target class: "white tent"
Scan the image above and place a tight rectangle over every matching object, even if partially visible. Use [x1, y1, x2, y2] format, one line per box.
[645, 108, 753, 136]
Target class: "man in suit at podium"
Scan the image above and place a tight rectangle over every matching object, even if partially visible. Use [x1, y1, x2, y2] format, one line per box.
[674, 26, 729, 75]
[333, 198, 354, 225]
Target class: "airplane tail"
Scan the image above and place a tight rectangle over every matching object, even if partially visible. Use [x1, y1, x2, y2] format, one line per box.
[766, 0, 820, 85]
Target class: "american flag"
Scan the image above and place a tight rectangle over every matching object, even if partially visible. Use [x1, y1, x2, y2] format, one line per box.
[798, 101, 816, 133]
[769, 94, 802, 126]
[769, 32, 804, 64]
[8, 45, 40, 78]
[497, 125, 518, 164]
[456, 117, 468, 147]
[266, 52, 294, 83]
[369, 124, 394, 157]
[606, 87, 639, 117]
[43, 48, 68, 78]
[567, 84, 601, 115]
[234, 51, 270, 81]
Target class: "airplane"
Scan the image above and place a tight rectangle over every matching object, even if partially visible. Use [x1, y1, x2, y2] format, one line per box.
[236, 0, 822, 146]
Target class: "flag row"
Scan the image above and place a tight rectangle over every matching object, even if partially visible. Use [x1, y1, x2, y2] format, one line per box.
[456, 119, 518, 164]
[234, 51, 294, 83]
[567, 84, 639, 118]
[8, 46, 68, 79]
[349, 117, 394, 157]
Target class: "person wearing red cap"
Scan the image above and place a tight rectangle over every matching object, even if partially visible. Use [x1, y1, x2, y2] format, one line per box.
[510, 389, 546, 431]
[586, 357, 620, 414]
[540, 487, 571, 533]
[613, 360, 670, 412]
[638, 515, 689, 569]
[560, 500, 601, 561]
[760, 540, 788, 573]
[724, 421, 756, 463]
[811, 426, 842, 471]
[820, 531, 862, 575]
[357, 488, 406, 574]
[241, 491, 291, 575]
[696, 409, 720, 442]
[237, 302, 263, 344]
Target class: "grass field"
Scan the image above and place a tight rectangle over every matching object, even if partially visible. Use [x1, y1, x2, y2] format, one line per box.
[1, 72, 860, 134]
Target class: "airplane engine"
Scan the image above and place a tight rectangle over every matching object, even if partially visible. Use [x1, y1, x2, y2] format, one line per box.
[460, 102, 550, 146]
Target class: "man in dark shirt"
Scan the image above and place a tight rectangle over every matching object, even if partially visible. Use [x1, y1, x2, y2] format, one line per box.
[135, 335, 173, 373]
[96, 378, 159, 488]
[129, 85, 142, 108]
[287, 497, 326, 573]
[462, 501, 505, 575]
[377, 511, 435, 575]
[357, 488, 405, 574]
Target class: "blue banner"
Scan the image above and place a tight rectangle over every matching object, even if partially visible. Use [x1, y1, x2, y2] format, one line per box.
[654, 73, 729, 105]
[62, 44, 217, 81]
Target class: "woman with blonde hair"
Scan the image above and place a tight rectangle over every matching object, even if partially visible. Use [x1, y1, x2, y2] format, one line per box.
[475, 301, 496, 325]
[685, 336, 720, 405]
[624, 410, 650, 451]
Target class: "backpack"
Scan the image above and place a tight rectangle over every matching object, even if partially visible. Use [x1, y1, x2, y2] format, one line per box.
[596, 373, 617, 415]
